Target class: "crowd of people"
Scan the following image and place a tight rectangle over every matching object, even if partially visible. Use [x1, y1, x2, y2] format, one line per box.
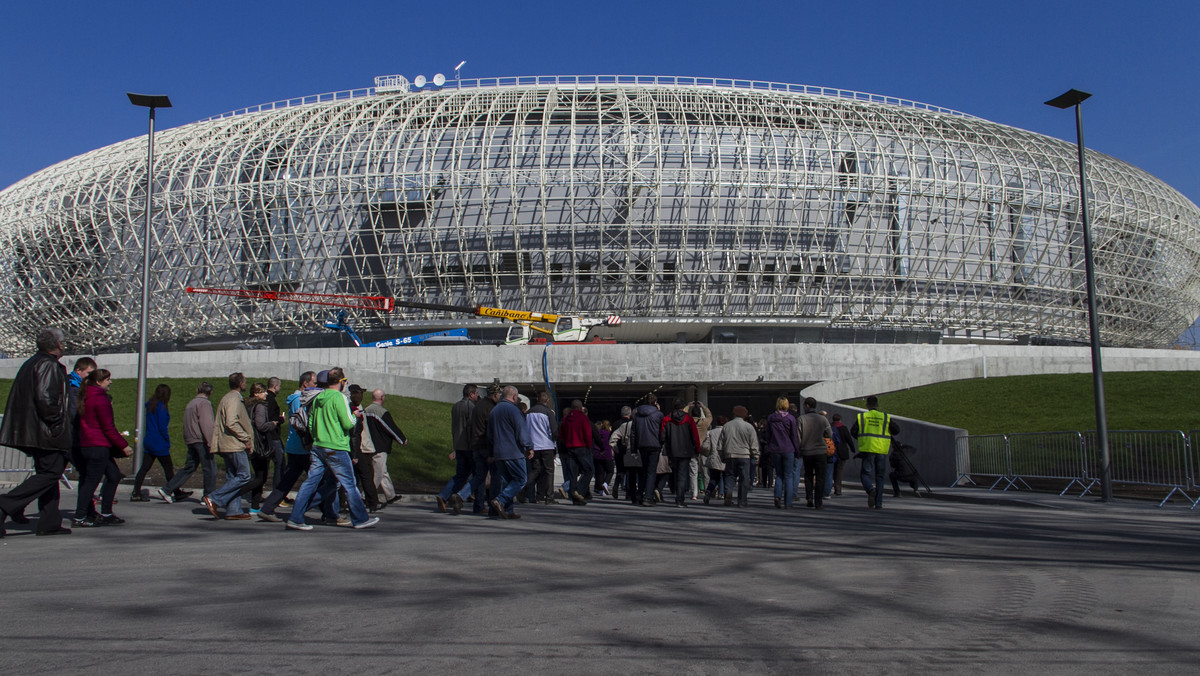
[0, 328, 410, 536]
[435, 383, 905, 519]
[0, 326, 908, 537]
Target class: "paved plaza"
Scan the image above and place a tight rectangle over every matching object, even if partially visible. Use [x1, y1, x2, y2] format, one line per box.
[2, 487, 1198, 673]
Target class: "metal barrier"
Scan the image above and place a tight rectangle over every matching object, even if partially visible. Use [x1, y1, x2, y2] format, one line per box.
[1006, 431, 1093, 496]
[1090, 430, 1196, 508]
[953, 434, 1015, 490]
[0, 444, 33, 483]
[956, 429, 1198, 509]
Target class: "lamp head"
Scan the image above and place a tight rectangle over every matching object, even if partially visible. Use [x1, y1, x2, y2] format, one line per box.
[127, 92, 172, 108]
[1045, 89, 1091, 109]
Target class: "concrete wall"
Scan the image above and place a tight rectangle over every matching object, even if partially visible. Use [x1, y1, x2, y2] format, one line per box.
[14, 344, 1198, 401]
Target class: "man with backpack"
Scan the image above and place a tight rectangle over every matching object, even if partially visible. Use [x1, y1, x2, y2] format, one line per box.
[257, 371, 336, 523]
[285, 367, 379, 531]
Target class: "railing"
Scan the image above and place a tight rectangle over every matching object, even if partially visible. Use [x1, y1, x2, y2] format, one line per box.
[954, 430, 1198, 508]
[0, 443, 33, 483]
[205, 74, 975, 122]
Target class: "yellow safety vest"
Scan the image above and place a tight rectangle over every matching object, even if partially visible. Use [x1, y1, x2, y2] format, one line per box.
[856, 410, 892, 454]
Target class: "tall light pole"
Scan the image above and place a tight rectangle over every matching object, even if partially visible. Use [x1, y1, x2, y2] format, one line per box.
[127, 92, 171, 480]
[1045, 88, 1112, 502]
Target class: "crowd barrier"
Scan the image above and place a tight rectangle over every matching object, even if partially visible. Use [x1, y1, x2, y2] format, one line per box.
[954, 430, 1199, 509]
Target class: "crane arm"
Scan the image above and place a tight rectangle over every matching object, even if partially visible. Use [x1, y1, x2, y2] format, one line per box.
[186, 287, 394, 312]
[393, 300, 561, 324]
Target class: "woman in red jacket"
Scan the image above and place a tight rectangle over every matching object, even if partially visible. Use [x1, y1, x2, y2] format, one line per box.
[74, 369, 132, 527]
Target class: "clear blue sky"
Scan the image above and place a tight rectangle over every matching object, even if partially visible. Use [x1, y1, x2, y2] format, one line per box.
[3, 0, 1199, 337]
[3, 1, 1196, 201]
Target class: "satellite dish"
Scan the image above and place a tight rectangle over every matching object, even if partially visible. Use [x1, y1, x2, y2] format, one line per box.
[433, 73, 446, 87]
[414, 75, 427, 88]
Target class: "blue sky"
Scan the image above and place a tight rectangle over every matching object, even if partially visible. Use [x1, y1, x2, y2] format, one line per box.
[3, 0, 1199, 337]
[2, 0, 1197, 201]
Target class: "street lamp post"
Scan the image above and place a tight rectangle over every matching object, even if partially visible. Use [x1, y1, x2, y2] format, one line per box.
[127, 92, 171, 482]
[1045, 88, 1113, 502]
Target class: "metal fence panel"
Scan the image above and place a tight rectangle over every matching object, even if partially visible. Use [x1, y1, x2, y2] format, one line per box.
[954, 434, 1015, 490]
[1091, 430, 1196, 508]
[1006, 431, 1092, 496]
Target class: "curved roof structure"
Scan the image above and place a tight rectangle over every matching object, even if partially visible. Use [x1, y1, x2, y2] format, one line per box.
[1, 75, 1198, 353]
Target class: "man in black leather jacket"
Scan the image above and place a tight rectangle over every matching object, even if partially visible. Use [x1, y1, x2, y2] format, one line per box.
[0, 327, 74, 536]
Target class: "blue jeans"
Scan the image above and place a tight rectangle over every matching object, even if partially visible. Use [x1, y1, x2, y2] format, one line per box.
[208, 451, 251, 514]
[290, 447, 370, 526]
[860, 452, 889, 507]
[824, 456, 837, 497]
[438, 450, 475, 502]
[493, 457, 528, 514]
[769, 453, 798, 506]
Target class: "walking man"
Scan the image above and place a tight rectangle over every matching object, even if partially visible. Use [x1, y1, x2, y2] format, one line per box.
[487, 386, 533, 519]
[558, 400, 594, 506]
[157, 382, 215, 502]
[798, 397, 833, 509]
[365, 388, 407, 505]
[522, 391, 559, 504]
[258, 371, 338, 522]
[852, 395, 900, 509]
[202, 373, 254, 520]
[719, 406, 759, 507]
[629, 394, 664, 506]
[0, 327, 74, 536]
[285, 367, 379, 530]
[436, 384, 478, 514]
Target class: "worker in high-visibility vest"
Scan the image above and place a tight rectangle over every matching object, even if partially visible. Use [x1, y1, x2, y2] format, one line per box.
[851, 395, 900, 509]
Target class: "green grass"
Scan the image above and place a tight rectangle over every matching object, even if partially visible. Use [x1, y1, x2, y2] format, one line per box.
[843, 371, 1200, 435]
[0, 377, 454, 488]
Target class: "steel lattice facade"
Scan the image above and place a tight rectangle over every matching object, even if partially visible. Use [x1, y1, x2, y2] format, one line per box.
[1, 75, 1198, 353]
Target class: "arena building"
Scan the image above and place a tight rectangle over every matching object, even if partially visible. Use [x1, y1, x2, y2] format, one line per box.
[1, 75, 1198, 354]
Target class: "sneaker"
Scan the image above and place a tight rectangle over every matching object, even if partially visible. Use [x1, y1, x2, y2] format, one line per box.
[285, 521, 313, 531]
[353, 517, 380, 529]
[155, 488, 174, 504]
[258, 512, 282, 523]
[436, 496, 448, 513]
[129, 492, 150, 502]
[250, 508, 261, 515]
[72, 516, 101, 528]
[98, 514, 125, 525]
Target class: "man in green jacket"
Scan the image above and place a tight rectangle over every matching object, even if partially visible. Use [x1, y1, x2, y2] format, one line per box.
[285, 367, 379, 531]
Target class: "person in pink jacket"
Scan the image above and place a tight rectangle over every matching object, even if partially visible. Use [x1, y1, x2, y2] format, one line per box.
[74, 369, 132, 527]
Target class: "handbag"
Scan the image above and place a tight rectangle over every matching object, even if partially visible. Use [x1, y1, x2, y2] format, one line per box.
[623, 449, 642, 468]
[824, 437, 837, 457]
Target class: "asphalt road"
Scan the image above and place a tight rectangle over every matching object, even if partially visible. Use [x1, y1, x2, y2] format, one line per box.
[2, 487, 1198, 674]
